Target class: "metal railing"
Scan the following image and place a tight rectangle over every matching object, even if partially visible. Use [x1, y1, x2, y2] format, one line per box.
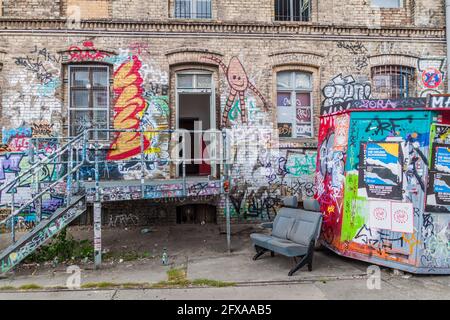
[0, 128, 231, 246]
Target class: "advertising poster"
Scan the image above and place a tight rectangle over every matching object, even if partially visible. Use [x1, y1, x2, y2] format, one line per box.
[434, 146, 450, 173]
[359, 142, 403, 200]
[432, 173, 450, 205]
[369, 200, 391, 231]
[427, 144, 450, 209]
[391, 202, 414, 233]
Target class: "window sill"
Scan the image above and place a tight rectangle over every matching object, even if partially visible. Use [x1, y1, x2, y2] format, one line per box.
[272, 20, 312, 25]
[169, 17, 215, 22]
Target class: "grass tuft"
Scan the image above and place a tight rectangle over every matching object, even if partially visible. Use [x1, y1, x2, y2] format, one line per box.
[18, 284, 43, 290]
[81, 282, 120, 289]
[191, 279, 235, 288]
[167, 268, 187, 282]
[0, 286, 16, 291]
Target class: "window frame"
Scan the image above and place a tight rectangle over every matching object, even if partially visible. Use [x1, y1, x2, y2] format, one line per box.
[274, 0, 311, 22]
[371, 0, 402, 8]
[276, 71, 313, 139]
[68, 65, 110, 141]
[174, 0, 212, 19]
[371, 65, 415, 99]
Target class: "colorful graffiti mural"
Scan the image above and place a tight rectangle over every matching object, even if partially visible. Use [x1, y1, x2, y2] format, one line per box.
[317, 97, 450, 273]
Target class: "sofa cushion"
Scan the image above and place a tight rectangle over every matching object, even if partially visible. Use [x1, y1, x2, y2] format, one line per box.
[288, 219, 315, 246]
[266, 238, 308, 257]
[250, 233, 273, 248]
[272, 216, 295, 239]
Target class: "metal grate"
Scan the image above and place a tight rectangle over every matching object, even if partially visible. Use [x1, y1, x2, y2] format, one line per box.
[275, 0, 311, 22]
[372, 65, 415, 99]
[175, 0, 212, 19]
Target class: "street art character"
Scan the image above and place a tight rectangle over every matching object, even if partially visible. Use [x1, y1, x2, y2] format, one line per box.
[203, 56, 268, 127]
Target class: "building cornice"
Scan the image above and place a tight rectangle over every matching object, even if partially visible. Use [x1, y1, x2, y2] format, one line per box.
[0, 18, 445, 40]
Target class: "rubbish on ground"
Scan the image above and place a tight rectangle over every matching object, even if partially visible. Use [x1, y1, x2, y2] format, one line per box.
[162, 248, 169, 265]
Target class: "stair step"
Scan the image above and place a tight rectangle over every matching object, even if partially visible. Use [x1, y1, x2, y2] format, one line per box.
[0, 195, 87, 274]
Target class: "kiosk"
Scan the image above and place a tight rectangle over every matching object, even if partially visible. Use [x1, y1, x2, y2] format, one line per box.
[316, 96, 450, 274]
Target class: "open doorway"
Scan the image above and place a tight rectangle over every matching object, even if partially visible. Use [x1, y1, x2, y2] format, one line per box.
[176, 71, 216, 177]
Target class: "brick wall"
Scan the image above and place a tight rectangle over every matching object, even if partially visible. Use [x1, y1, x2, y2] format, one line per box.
[0, 0, 446, 226]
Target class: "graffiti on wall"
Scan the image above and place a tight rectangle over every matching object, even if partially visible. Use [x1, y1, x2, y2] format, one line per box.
[203, 56, 268, 127]
[322, 74, 371, 108]
[107, 56, 150, 161]
[336, 41, 369, 71]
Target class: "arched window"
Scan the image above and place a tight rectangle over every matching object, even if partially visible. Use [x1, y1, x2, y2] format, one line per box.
[277, 71, 313, 138]
[371, 65, 415, 99]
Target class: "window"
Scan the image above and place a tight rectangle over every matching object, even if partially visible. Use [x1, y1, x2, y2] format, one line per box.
[371, 0, 402, 8]
[175, 0, 212, 19]
[69, 66, 109, 140]
[277, 71, 313, 138]
[372, 65, 415, 99]
[275, 0, 310, 22]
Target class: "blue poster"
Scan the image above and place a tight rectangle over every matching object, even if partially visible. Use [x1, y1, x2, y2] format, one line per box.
[435, 147, 450, 173]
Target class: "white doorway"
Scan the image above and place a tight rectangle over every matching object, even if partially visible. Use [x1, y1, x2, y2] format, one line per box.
[176, 71, 217, 177]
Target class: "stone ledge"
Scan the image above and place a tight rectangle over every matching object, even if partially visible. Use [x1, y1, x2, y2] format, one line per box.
[0, 18, 444, 39]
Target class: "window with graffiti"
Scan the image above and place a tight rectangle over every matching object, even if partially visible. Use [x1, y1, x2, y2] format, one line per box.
[371, 65, 416, 99]
[274, 0, 310, 21]
[68, 65, 110, 140]
[174, 0, 212, 19]
[276, 71, 313, 138]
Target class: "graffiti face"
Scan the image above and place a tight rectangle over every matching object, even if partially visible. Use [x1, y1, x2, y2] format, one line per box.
[227, 57, 249, 91]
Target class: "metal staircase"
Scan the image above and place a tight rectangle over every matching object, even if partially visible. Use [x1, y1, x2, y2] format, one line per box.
[0, 132, 88, 273]
[0, 128, 231, 274]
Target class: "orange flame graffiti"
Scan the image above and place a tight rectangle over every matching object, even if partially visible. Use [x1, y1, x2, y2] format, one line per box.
[107, 56, 150, 161]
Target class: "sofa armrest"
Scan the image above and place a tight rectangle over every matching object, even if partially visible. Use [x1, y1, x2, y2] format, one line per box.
[260, 222, 273, 229]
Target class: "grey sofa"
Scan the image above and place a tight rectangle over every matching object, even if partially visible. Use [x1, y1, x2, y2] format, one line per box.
[250, 197, 323, 276]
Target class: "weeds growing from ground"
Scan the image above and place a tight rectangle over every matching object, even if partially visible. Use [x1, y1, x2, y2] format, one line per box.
[24, 228, 93, 264]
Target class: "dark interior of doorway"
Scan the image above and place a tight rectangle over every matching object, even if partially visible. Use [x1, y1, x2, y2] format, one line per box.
[176, 204, 217, 224]
[178, 93, 211, 176]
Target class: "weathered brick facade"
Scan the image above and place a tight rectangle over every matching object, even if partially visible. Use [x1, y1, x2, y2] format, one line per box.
[0, 0, 446, 225]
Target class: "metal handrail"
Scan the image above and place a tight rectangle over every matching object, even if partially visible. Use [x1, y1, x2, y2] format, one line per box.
[0, 127, 232, 245]
[0, 132, 85, 194]
[0, 161, 85, 226]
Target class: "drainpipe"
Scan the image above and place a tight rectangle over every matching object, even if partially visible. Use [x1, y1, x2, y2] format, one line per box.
[446, 0, 450, 92]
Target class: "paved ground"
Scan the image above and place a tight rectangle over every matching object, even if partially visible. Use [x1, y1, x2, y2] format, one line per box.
[1, 224, 450, 299]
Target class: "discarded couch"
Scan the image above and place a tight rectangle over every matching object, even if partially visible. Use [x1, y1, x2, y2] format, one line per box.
[250, 197, 323, 276]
